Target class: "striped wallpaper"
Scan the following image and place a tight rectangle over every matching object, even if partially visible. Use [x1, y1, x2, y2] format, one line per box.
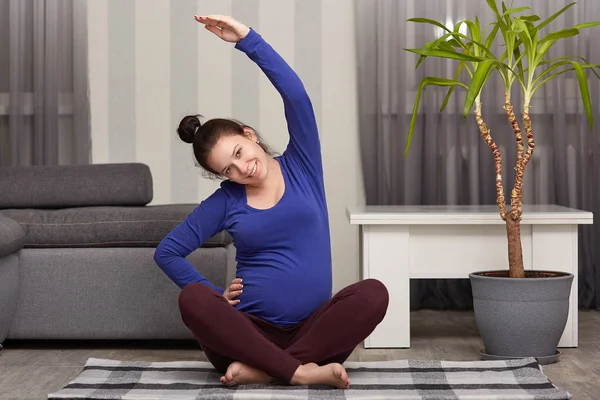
[86, 0, 364, 293]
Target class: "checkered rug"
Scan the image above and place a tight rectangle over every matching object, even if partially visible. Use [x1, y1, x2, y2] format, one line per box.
[48, 357, 571, 399]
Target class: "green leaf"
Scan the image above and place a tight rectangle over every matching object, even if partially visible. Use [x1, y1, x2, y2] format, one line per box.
[405, 77, 469, 158]
[513, 19, 533, 53]
[423, 32, 470, 52]
[413, 39, 447, 69]
[524, 20, 537, 34]
[463, 20, 481, 48]
[415, 55, 427, 69]
[512, 43, 526, 82]
[532, 67, 575, 92]
[457, 35, 494, 58]
[520, 15, 541, 22]
[532, 63, 600, 95]
[501, 1, 511, 25]
[440, 62, 466, 113]
[463, 60, 474, 78]
[536, 39, 556, 64]
[503, 7, 530, 17]
[414, 28, 495, 61]
[447, 39, 464, 48]
[405, 22, 474, 67]
[485, 22, 500, 50]
[488, 58, 522, 87]
[435, 30, 496, 59]
[533, 60, 572, 84]
[535, 62, 599, 130]
[571, 62, 593, 130]
[504, 30, 515, 63]
[539, 55, 591, 66]
[463, 60, 496, 117]
[497, 46, 526, 89]
[513, 49, 528, 66]
[514, 18, 533, 40]
[539, 28, 579, 44]
[404, 48, 487, 62]
[573, 21, 600, 30]
[486, 0, 505, 27]
[413, 40, 440, 69]
[536, 2, 576, 31]
[437, 41, 456, 52]
[539, 56, 600, 79]
[407, 17, 453, 34]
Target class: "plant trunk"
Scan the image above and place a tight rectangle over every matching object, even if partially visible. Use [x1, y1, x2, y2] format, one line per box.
[505, 102, 535, 278]
[504, 95, 524, 219]
[522, 104, 535, 169]
[477, 95, 532, 278]
[500, 94, 534, 278]
[506, 214, 525, 278]
[474, 99, 506, 220]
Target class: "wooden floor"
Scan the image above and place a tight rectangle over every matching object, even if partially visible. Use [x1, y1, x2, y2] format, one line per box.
[0, 310, 598, 399]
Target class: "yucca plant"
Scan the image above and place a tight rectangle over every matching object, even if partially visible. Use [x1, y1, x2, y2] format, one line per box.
[405, 0, 600, 279]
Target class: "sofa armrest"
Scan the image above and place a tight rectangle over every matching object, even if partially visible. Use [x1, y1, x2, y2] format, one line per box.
[0, 163, 153, 209]
[0, 216, 26, 257]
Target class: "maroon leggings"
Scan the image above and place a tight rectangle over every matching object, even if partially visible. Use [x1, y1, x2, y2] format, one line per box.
[178, 278, 389, 383]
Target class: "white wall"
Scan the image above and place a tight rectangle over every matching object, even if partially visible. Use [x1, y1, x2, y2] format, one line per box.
[87, 0, 365, 293]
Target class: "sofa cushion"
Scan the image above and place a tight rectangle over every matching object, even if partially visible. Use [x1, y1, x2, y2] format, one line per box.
[0, 204, 232, 248]
[0, 163, 153, 209]
[0, 216, 27, 257]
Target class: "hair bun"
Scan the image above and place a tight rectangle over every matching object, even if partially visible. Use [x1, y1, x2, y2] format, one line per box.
[177, 115, 202, 144]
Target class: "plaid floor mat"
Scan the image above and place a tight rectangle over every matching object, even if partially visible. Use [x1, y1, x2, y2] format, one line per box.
[48, 357, 571, 399]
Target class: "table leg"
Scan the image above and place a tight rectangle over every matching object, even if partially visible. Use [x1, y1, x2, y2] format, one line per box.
[532, 224, 578, 347]
[361, 224, 410, 348]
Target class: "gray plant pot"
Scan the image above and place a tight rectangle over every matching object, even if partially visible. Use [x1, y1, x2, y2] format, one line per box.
[469, 270, 573, 364]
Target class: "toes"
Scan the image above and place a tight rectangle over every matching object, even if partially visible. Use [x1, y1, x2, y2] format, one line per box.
[340, 377, 350, 389]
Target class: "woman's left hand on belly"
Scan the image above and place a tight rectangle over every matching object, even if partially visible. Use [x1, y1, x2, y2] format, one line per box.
[223, 278, 243, 305]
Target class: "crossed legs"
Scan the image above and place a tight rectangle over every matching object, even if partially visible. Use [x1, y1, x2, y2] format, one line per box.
[178, 278, 389, 387]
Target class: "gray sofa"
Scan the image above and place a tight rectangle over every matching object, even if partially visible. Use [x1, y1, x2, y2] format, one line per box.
[0, 163, 233, 346]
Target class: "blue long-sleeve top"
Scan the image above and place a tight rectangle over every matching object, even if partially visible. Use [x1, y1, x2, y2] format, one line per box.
[154, 28, 332, 326]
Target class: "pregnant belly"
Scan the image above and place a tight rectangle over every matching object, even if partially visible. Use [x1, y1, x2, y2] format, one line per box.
[234, 271, 330, 326]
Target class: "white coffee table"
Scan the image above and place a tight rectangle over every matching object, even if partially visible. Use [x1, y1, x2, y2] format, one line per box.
[346, 204, 593, 348]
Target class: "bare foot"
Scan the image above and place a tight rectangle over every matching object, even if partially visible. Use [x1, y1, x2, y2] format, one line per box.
[290, 362, 350, 389]
[220, 361, 275, 386]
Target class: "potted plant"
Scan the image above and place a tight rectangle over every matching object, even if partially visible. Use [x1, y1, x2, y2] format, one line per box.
[404, 0, 599, 363]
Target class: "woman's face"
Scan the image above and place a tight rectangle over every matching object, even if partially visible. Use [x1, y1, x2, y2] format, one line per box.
[208, 130, 270, 185]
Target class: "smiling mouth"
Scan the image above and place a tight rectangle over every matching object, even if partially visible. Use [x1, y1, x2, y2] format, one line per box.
[249, 161, 257, 177]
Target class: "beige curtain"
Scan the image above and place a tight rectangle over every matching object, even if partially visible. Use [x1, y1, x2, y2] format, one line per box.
[0, 0, 90, 166]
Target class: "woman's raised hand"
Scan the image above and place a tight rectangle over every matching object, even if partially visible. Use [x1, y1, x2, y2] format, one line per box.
[194, 15, 250, 43]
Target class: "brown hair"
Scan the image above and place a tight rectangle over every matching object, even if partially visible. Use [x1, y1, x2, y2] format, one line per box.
[177, 114, 273, 179]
